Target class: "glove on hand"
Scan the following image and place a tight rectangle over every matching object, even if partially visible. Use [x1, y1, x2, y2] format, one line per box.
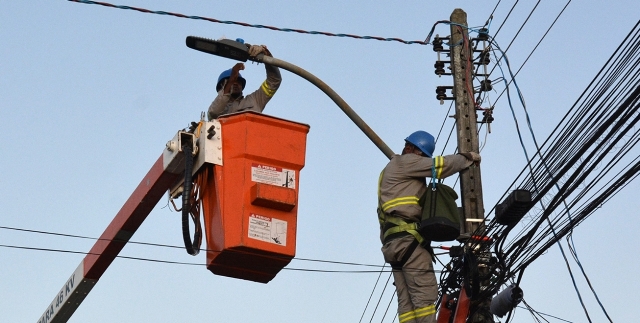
[248, 45, 272, 57]
[459, 152, 481, 163]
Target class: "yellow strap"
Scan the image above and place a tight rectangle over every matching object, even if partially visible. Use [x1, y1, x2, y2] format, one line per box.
[414, 304, 436, 319]
[383, 217, 424, 245]
[260, 81, 276, 97]
[434, 155, 444, 179]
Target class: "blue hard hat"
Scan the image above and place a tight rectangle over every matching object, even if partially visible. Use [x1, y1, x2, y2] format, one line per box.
[405, 131, 435, 157]
[216, 68, 246, 92]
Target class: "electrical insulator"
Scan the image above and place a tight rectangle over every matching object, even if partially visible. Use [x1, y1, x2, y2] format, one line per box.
[479, 51, 491, 65]
[478, 28, 489, 41]
[436, 86, 447, 101]
[482, 109, 495, 124]
[480, 79, 492, 92]
[490, 285, 523, 317]
[433, 37, 444, 52]
[434, 61, 446, 76]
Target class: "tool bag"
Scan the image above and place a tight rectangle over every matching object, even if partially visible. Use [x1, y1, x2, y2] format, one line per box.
[418, 158, 461, 242]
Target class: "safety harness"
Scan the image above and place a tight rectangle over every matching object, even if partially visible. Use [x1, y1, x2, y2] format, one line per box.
[377, 156, 445, 269]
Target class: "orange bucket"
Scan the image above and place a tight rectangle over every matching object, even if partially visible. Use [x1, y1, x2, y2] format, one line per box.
[201, 112, 309, 283]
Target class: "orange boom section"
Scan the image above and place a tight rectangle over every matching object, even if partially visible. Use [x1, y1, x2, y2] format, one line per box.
[201, 111, 310, 283]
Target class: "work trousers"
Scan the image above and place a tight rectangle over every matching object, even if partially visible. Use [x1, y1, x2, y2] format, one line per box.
[381, 235, 437, 323]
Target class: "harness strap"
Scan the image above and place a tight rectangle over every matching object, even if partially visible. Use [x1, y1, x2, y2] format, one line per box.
[388, 238, 419, 270]
[383, 216, 424, 245]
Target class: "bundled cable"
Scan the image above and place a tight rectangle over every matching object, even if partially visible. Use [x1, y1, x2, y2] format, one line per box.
[461, 20, 640, 290]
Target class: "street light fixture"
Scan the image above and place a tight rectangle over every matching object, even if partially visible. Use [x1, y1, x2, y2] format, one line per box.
[186, 36, 250, 62]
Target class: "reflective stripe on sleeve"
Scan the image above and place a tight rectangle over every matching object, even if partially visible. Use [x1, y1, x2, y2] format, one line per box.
[261, 80, 276, 97]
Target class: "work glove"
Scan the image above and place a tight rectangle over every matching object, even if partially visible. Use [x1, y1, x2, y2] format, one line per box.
[248, 44, 272, 57]
[459, 152, 481, 163]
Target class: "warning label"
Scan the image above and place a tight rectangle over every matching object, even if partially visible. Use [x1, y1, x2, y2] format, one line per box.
[248, 214, 287, 246]
[251, 163, 296, 189]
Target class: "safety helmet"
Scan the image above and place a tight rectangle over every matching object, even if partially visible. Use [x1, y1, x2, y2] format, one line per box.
[216, 68, 246, 92]
[405, 131, 435, 157]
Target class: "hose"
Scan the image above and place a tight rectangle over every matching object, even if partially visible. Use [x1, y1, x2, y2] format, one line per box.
[181, 144, 202, 255]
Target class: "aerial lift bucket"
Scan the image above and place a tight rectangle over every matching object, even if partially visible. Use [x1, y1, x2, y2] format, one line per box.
[201, 111, 309, 283]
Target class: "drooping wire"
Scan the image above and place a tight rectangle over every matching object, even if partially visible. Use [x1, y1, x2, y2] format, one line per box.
[0, 224, 387, 270]
[67, 0, 429, 45]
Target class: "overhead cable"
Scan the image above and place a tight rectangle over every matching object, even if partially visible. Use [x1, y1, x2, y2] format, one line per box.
[67, 0, 429, 45]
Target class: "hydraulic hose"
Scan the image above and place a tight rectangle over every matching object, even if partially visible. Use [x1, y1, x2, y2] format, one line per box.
[181, 144, 202, 255]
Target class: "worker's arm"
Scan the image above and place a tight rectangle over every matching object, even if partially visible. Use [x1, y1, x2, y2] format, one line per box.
[208, 90, 231, 121]
[242, 45, 282, 113]
[401, 154, 475, 179]
[208, 63, 245, 120]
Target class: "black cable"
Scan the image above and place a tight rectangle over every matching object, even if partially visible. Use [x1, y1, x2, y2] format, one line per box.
[491, 0, 521, 40]
[0, 225, 388, 269]
[359, 263, 389, 323]
[368, 271, 394, 323]
[181, 144, 202, 255]
[491, 0, 572, 105]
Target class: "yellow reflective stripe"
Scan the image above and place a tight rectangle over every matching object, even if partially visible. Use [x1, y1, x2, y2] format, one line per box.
[383, 217, 424, 245]
[261, 81, 276, 97]
[399, 310, 416, 323]
[414, 304, 436, 319]
[381, 196, 420, 211]
[383, 223, 417, 237]
[434, 155, 444, 179]
[378, 171, 384, 199]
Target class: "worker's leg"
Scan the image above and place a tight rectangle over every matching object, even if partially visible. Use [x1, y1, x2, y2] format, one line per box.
[402, 245, 437, 323]
[382, 236, 419, 323]
[393, 267, 417, 323]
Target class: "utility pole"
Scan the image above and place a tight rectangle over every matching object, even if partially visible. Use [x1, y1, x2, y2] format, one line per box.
[449, 8, 493, 323]
[449, 8, 485, 235]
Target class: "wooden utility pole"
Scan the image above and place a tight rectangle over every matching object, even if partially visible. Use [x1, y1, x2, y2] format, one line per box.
[449, 9, 493, 323]
[449, 8, 485, 234]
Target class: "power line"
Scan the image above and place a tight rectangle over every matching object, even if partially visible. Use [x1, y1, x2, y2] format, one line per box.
[67, 0, 429, 45]
[0, 242, 431, 274]
[491, 0, 572, 105]
[0, 224, 384, 270]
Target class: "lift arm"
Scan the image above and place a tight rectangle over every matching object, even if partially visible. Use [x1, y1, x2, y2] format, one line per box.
[36, 131, 198, 323]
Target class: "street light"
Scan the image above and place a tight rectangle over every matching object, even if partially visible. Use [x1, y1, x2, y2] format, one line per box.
[186, 36, 250, 62]
[186, 36, 395, 160]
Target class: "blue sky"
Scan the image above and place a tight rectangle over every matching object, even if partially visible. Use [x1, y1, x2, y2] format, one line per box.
[2, 1, 640, 322]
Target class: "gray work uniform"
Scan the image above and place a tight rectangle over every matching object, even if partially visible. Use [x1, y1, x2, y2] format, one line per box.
[208, 63, 281, 120]
[378, 153, 472, 323]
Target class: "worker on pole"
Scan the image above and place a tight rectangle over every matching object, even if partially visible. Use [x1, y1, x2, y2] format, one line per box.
[208, 43, 281, 120]
[378, 131, 480, 323]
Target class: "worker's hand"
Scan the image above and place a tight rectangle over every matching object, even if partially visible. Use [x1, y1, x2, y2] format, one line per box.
[248, 44, 272, 57]
[230, 62, 245, 74]
[223, 63, 245, 95]
[459, 152, 481, 164]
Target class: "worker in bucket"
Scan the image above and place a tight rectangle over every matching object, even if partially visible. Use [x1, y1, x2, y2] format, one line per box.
[208, 43, 281, 120]
[377, 131, 480, 323]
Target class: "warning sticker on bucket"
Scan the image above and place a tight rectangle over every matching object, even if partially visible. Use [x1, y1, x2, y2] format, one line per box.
[248, 214, 287, 246]
[251, 163, 296, 189]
